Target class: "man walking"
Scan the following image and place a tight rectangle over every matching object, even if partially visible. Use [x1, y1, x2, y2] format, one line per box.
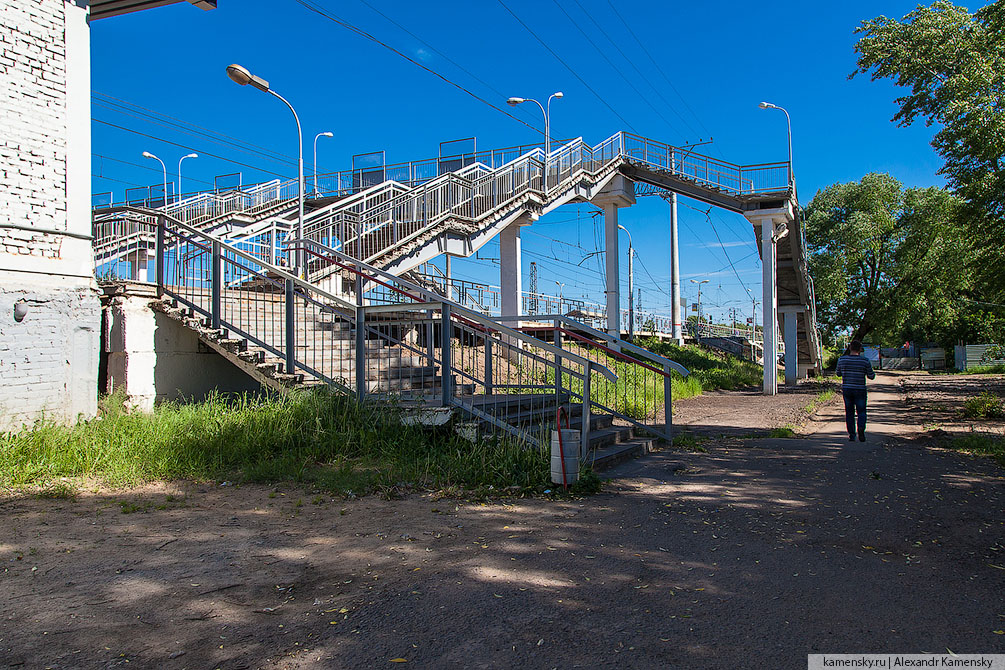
[836, 340, 876, 441]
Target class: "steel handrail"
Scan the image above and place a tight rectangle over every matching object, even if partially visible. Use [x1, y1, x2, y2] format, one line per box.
[296, 238, 617, 382]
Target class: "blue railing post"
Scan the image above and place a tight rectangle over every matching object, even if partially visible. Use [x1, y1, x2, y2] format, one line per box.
[156, 215, 165, 296]
[284, 278, 296, 375]
[211, 239, 222, 330]
[355, 305, 366, 398]
[664, 362, 674, 444]
[440, 303, 453, 407]
[484, 335, 493, 395]
[580, 360, 592, 459]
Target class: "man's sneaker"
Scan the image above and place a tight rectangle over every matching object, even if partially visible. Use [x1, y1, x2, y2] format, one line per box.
[849, 433, 856, 441]
[858, 430, 866, 442]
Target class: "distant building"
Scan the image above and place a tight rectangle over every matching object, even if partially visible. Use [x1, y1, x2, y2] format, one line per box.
[0, 0, 215, 432]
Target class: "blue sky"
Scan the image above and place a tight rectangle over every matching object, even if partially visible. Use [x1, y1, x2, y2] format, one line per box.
[90, 0, 947, 323]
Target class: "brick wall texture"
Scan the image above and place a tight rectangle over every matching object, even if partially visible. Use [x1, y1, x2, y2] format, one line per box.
[0, 284, 100, 431]
[0, 0, 68, 258]
[0, 1, 100, 431]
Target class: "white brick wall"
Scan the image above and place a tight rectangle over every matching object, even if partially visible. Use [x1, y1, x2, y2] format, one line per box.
[0, 1, 99, 431]
[0, 0, 68, 254]
[0, 282, 100, 431]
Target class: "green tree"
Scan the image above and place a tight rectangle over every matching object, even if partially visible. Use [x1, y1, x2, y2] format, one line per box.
[805, 173, 970, 345]
[853, 1, 1005, 294]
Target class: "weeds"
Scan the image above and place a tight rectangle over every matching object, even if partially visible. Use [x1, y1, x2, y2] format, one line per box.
[804, 389, 837, 414]
[961, 392, 1004, 419]
[934, 431, 1005, 465]
[670, 432, 707, 452]
[0, 389, 588, 497]
[769, 426, 797, 439]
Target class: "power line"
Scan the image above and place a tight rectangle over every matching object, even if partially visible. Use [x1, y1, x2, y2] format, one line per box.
[92, 118, 291, 179]
[355, 0, 522, 121]
[601, 0, 714, 142]
[292, 0, 542, 135]
[93, 92, 300, 167]
[548, 0, 683, 136]
[494, 0, 638, 132]
[92, 153, 217, 187]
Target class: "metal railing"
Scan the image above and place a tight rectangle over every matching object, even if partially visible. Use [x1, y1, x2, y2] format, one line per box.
[144, 208, 692, 455]
[297, 238, 669, 453]
[503, 315, 689, 443]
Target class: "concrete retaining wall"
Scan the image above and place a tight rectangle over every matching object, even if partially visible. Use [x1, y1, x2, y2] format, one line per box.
[102, 289, 262, 411]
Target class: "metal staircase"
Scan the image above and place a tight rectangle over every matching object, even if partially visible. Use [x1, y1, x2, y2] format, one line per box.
[135, 210, 686, 467]
[93, 129, 822, 380]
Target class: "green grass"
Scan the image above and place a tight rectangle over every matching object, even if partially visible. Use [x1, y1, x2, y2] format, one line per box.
[0, 390, 598, 497]
[804, 388, 837, 414]
[934, 432, 1005, 465]
[961, 392, 1004, 419]
[636, 339, 763, 396]
[768, 426, 797, 439]
[956, 364, 1005, 375]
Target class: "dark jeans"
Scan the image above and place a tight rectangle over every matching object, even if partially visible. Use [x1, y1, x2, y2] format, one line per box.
[843, 388, 868, 435]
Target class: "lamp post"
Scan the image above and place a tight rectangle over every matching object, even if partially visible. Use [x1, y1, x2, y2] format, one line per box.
[758, 101, 793, 187]
[745, 287, 760, 362]
[555, 281, 564, 315]
[506, 92, 563, 192]
[141, 151, 168, 208]
[617, 224, 634, 341]
[227, 63, 305, 276]
[690, 278, 709, 342]
[177, 153, 198, 206]
[313, 131, 333, 196]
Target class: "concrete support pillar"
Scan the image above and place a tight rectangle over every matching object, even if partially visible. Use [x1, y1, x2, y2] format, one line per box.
[669, 192, 683, 345]
[603, 201, 620, 337]
[128, 251, 149, 284]
[783, 310, 798, 386]
[761, 218, 778, 396]
[499, 220, 524, 320]
[592, 174, 636, 340]
[746, 202, 794, 396]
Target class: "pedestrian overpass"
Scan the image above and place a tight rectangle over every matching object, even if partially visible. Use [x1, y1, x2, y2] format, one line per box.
[93, 131, 821, 409]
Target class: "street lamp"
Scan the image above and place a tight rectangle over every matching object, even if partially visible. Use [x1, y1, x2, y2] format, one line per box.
[227, 63, 305, 276]
[617, 224, 634, 341]
[758, 101, 793, 187]
[177, 153, 198, 206]
[555, 281, 565, 314]
[141, 151, 168, 208]
[313, 131, 333, 196]
[507, 92, 563, 192]
[690, 278, 709, 342]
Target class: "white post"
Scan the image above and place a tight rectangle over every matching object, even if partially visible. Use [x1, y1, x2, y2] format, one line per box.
[783, 310, 798, 386]
[761, 218, 778, 395]
[670, 192, 683, 344]
[500, 222, 523, 321]
[604, 201, 620, 338]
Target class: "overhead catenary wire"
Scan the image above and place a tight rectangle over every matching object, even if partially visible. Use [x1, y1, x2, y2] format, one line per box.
[548, 0, 684, 137]
[93, 92, 301, 167]
[92, 153, 217, 187]
[292, 0, 543, 135]
[494, 0, 638, 132]
[92, 118, 292, 179]
[600, 0, 716, 145]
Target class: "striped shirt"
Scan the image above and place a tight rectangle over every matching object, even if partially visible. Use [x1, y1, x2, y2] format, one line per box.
[836, 354, 875, 390]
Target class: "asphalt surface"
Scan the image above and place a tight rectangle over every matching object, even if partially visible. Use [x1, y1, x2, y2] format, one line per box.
[2, 373, 1003, 669]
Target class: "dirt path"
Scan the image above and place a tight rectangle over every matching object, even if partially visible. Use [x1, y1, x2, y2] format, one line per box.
[2, 373, 1003, 669]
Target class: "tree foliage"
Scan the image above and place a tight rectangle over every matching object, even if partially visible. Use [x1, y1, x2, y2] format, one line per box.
[853, 1, 1005, 293]
[805, 173, 978, 346]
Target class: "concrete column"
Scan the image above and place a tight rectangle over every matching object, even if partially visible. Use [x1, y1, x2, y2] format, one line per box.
[603, 200, 620, 337]
[670, 192, 683, 344]
[761, 218, 778, 396]
[783, 310, 798, 386]
[499, 221, 523, 319]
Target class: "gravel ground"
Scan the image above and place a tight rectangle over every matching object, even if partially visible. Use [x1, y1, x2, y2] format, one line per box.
[1, 373, 1003, 669]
